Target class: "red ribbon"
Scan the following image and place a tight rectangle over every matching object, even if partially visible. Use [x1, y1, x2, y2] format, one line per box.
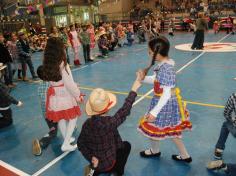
[46, 84, 64, 116]
[97, 101, 113, 114]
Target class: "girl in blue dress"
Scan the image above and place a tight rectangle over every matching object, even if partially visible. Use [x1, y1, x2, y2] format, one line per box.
[138, 36, 192, 163]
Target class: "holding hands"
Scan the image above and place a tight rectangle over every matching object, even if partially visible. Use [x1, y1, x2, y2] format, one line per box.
[131, 70, 143, 92]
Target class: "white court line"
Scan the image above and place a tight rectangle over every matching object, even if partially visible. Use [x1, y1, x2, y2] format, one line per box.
[32, 33, 231, 176]
[71, 61, 102, 72]
[71, 65, 88, 72]
[0, 160, 30, 176]
[32, 152, 69, 176]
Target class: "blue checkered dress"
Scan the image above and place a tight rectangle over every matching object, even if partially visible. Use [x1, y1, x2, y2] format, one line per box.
[148, 63, 181, 128]
[38, 81, 50, 118]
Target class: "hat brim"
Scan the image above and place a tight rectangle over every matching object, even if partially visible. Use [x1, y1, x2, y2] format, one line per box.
[85, 92, 117, 116]
[0, 65, 7, 71]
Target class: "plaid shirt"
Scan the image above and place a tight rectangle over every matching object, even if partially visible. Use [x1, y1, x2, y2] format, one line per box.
[77, 91, 137, 172]
[38, 81, 49, 118]
[224, 93, 236, 127]
[80, 31, 90, 45]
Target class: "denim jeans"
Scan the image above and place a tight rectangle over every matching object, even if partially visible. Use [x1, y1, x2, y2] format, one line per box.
[20, 57, 36, 78]
[226, 164, 236, 176]
[4, 62, 13, 85]
[215, 121, 236, 150]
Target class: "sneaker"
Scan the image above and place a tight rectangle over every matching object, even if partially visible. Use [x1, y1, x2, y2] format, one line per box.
[140, 149, 161, 158]
[32, 139, 42, 156]
[84, 165, 95, 176]
[61, 144, 77, 152]
[172, 155, 192, 163]
[207, 160, 225, 170]
[214, 148, 223, 160]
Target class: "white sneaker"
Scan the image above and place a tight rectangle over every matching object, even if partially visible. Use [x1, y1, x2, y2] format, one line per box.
[61, 144, 77, 152]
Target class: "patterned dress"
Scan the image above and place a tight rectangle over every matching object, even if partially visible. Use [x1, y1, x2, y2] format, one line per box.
[138, 60, 192, 140]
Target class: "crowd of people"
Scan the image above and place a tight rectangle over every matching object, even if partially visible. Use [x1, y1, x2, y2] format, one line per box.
[0, 11, 236, 176]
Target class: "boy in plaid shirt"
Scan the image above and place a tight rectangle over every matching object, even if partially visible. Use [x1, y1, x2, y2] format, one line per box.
[32, 65, 58, 156]
[77, 73, 142, 176]
[207, 93, 236, 175]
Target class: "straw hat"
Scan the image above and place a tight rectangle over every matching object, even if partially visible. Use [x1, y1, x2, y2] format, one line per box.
[0, 63, 6, 71]
[86, 88, 117, 116]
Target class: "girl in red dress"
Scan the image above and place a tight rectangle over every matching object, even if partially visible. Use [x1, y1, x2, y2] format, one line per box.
[42, 38, 83, 152]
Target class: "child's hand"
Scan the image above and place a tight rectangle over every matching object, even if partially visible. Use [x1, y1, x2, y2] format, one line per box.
[132, 73, 142, 92]
[137, 69, 146, 80]
[17, 101, 23, 107]
[91, 156, 99, 168]
[145, 113, 156, 123]
[78, 94, 85, 104]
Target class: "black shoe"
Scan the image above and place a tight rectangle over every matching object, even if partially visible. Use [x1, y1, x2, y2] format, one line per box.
[140, 149, 161, 158]
[88, 59, 94, 62]
[172, 155, 192, 163]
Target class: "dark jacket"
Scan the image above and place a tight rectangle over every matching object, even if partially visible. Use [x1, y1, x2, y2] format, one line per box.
[0, 82, 19, 108]
[16, 39, 30, 59]
[0, 43, 12, 64]
[77, 91, 137, 172]
[196, 18, 208, 31]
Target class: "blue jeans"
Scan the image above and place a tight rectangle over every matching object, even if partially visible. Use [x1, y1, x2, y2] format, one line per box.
[226, 164, 236, 176]
[215, 121, 236, 150]
[4, 62, 13, 85]
[20, 57, 36, 78]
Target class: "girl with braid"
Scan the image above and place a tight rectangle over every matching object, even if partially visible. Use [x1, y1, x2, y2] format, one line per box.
[138, 36, 193, 163]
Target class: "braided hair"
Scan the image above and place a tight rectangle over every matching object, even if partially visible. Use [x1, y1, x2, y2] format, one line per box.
[143, 36, 170, 75]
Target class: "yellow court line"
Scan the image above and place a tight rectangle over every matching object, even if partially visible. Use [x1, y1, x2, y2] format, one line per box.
[79, 86, 224, 109]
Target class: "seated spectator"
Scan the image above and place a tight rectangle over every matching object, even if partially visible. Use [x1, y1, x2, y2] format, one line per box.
[97, 31, 109, 58]
[137, 26, 146, 44]
[125, 27, 135, 46]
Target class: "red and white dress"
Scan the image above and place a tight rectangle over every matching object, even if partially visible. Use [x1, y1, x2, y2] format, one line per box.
[46, 63, 82, 122]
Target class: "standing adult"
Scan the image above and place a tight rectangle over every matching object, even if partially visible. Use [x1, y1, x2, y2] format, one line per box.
[191, 13, 208, 50]
[0, 33, 14, 87]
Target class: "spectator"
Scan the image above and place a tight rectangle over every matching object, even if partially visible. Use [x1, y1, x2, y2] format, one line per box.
[97, 31, 109, 58]
[0, 33, 14, 88]
[60, 27, 71, 64]
[17, 32, 38, 81]
[80, 25, 93, 63]
[7, 33, 21, 83]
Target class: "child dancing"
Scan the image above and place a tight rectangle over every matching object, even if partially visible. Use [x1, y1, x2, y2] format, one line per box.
[42, 38, 83, 152]
[138, 36, 192, 163]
